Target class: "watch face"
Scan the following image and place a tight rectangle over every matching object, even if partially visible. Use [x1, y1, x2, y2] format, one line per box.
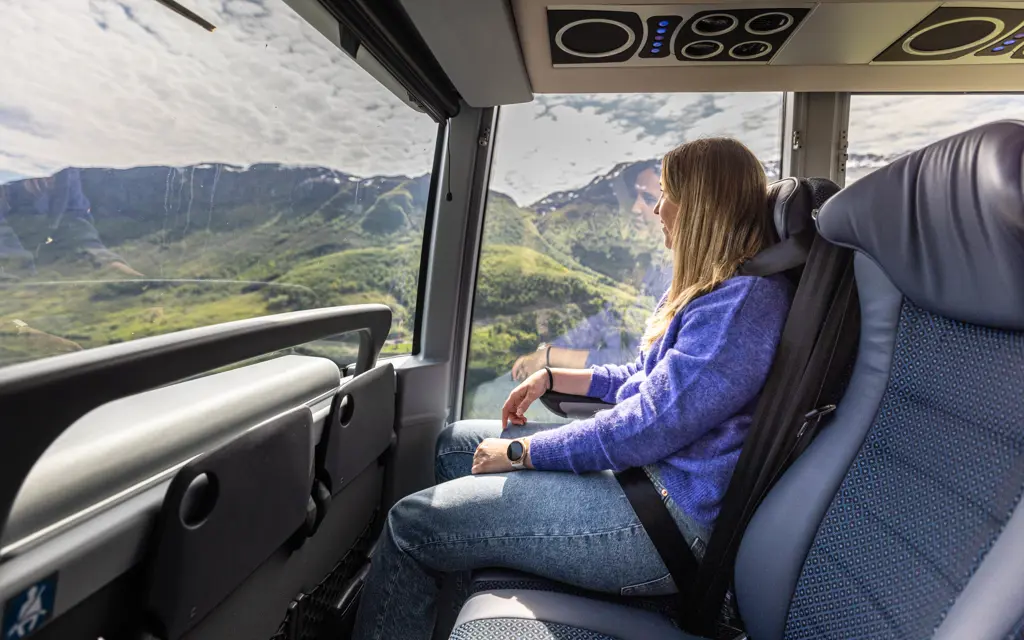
[507, 440, 525, 462]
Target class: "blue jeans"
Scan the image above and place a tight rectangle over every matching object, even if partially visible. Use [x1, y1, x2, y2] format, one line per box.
[351, 420, 711, 640]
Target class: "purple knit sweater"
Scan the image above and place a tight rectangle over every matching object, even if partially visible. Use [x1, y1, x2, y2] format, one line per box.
[529, 275, 793, 527]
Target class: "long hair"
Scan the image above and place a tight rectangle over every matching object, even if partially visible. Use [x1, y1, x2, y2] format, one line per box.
[640, 138, 771, 350]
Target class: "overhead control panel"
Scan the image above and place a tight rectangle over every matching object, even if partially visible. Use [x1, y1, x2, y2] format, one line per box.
[545, 3, 1024, 68]
[874, 5, 1024, 64]
[547, 4, 814, 66]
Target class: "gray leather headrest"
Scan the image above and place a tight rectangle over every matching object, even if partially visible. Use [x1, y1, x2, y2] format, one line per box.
[817, 120, 1024, 330]
[766, 177, 839, 242]
[767, 177, 813, 242]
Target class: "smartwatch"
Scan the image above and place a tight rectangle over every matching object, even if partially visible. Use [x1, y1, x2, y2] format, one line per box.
[506, 439, 529, 470]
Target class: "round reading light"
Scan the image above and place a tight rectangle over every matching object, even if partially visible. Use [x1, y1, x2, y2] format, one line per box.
[730, 41, 772, 60]
[692, 13, 738, 36]
[902, 17, 1004, 56]
[681, 40, 724, 60]
[554, 18, 637, 58]
[746, 12, 794, 35]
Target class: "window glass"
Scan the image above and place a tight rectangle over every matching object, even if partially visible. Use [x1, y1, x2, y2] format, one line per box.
[0, 0, 437, 368]
[464, 93, 784, 421]
[847, 93, 1024, 183]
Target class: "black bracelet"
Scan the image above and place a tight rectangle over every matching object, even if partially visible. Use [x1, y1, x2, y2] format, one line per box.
[545, 345, 552, 367]
[543, 366, 554, 392]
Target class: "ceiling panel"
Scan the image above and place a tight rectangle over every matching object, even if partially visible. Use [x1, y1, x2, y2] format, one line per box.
[513, 0, 1024, 94]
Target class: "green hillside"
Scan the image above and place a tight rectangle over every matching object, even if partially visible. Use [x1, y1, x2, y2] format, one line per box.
[0, 161, 663, 392]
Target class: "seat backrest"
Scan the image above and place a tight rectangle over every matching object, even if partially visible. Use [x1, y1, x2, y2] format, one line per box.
[734, 120, 1024, 640]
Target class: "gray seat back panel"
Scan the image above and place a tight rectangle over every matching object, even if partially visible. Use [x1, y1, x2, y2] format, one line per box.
[734, 256, 903, 640]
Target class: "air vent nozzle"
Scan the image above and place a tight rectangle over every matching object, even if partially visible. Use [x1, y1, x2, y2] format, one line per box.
[746, 12, 794, 35]
[730, 41, 772, 60]
[692, 13, 738, 36]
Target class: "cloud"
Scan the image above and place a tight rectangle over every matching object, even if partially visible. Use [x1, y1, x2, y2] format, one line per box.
[848, 94, 1024, 156]
[491, 92, 784, 204]
[3, 0, 1023, 204]
[0, 0, 437, 181]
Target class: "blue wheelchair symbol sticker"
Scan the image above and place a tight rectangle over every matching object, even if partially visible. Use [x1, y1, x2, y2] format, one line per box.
[2, 574, 57, 639]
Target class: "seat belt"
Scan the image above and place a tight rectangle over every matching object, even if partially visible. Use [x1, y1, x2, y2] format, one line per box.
[614, 468, 699, 598]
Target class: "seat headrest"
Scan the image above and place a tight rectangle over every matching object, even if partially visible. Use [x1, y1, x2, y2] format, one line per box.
[741, 177, 840, 279]
[767, 177, 811, 242]
[817, 120, 1024, 330]
[766, 177, 840, 241]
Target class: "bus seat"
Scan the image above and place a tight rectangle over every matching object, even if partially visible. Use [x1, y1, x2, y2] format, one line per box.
[449, 121, 1024, 639]
[464, 174, 839, 625]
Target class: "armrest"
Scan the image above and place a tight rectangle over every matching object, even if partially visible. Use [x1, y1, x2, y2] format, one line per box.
[540, 391, 613, 419]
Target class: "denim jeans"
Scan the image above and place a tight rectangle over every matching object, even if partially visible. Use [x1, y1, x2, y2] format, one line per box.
[351, 420, 711, 640]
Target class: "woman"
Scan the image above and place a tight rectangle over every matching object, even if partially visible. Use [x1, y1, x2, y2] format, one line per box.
[352, 138, 793, 640]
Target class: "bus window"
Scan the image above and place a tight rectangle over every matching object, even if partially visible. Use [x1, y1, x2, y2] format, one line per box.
[0, 0, 439, 368]
[847, 93, 1024, 183]
[464, 93, 784, 420]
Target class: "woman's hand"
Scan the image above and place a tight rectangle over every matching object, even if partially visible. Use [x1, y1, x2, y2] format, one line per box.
[471, 437, 532, 474]
[512, 348, 547, 381]
[502, 370, 550, 429]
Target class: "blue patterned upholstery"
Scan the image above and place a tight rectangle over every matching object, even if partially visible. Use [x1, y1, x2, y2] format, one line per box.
[450, 619, 619, 640]
[785, 301, 1024, 639]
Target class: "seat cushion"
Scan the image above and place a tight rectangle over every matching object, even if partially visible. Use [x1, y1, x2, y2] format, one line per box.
[468, 569, 679, 617]
[450, 590, 703, 640]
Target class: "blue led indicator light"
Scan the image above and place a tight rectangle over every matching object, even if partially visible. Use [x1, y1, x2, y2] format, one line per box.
[655, 35, 664, 41]
[1003, 40, 1016, 45]
[656, 28, 667, 34]
[1016, 33, 1024, 38]
[659, 20, 670, 26]
[993, 45, 1006, 51]
[652, 42, 662, 48]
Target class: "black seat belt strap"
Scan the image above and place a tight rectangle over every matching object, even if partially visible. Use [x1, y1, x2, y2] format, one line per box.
[614, 468, 699, 598]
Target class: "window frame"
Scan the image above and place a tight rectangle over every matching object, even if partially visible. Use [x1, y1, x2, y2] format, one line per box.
[410, 121, 447, 357]
[456, 93, 789, 421]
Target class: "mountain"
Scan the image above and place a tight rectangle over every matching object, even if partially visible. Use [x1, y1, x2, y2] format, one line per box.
[0, 155, 789, 377]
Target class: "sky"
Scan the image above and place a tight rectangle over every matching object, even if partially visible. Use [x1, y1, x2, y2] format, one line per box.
[2, 0, 1024, 205]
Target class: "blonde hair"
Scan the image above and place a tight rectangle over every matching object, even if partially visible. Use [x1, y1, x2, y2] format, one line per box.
[641, 138, 771, 350]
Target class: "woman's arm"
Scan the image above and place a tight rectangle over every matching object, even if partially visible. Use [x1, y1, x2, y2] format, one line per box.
[528, 279, 789, 472]
[587, 356, 644, 403]
[511, 346, 590, 380]
[501, 366, 592, 428]
[549, 367, 593, 395]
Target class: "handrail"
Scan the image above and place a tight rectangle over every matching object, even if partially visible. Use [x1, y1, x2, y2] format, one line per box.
[0, 304, 391, 542]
